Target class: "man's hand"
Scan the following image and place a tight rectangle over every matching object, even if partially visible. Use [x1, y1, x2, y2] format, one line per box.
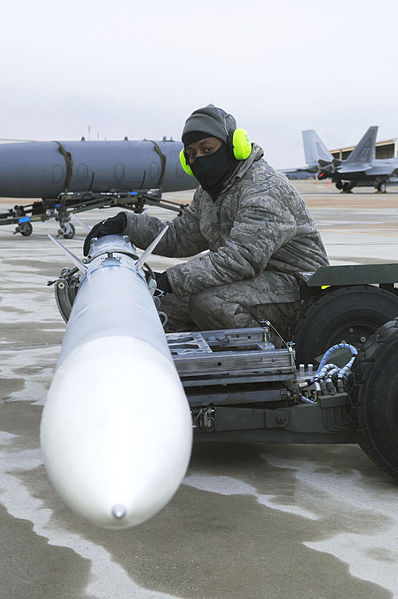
[154, 271, 172, 295]
[83, 212, 127, 256]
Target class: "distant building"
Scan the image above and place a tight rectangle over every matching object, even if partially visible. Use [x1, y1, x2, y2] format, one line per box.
[331, 138, 398, 160]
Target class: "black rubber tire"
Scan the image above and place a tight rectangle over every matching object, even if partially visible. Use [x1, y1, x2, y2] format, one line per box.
[348, 318, 398, 479]
[342, 182, 352, 193]
[293, 285, 398, 365]
[378, 182, 387, 193]
[20, 222, 33, 236]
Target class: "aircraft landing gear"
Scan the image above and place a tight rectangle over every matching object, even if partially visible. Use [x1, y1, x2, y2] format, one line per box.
[376, 181, 387, 193]
[340, 181, 355, 193]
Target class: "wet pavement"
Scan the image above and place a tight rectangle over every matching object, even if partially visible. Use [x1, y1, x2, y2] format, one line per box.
[1, 180, 398, 598]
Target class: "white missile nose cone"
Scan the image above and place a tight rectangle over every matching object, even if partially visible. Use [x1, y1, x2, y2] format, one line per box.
[112, 504, 127, 519]
[41, 336, 192, 529]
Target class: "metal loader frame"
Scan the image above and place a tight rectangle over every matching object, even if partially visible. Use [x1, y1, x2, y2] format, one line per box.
[51, 261, 398, 446]
[168, 327, 355, 444]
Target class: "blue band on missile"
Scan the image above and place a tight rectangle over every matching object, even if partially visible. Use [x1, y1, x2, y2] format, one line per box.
[130, 192, 138, 196]
[55, 203, 61, 208]
[18, 216, 31, 223]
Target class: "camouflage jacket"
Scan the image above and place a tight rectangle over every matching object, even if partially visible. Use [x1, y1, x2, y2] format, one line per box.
[123, 143, 329, 299]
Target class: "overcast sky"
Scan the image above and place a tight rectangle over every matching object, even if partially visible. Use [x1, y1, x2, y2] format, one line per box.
[1, 0, 397, 167]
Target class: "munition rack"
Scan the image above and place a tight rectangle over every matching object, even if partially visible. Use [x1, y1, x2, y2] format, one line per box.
[0, 189, 184, 238]
[166, 327, 354, 444]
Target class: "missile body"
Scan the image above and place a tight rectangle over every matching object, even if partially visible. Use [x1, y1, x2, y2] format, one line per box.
[0, 138, 195, 198]
[40, 235, 192, 529]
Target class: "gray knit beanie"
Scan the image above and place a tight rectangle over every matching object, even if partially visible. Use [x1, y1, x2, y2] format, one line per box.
[181, 104, 237, 146]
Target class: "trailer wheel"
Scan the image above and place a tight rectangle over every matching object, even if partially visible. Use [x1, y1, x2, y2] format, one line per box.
[348, 318, 398, 479]
[61, 223, 75, 239]
[293, 285, 398, 365]
[20, 222, 33, 236]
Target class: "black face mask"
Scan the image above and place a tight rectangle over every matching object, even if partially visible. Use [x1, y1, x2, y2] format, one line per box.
[190, 144, 238, 197]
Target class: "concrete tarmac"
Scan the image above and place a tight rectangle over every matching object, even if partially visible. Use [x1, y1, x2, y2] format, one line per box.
[1, 180, 398, 599]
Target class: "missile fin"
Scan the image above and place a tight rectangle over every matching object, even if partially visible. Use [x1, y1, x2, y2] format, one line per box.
[136, 225, 169, 269]
[47, 234, 87, 273]
[72, 214, 91, 232]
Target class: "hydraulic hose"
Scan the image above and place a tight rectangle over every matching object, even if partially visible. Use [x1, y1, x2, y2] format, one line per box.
[306, 342, 358, 397]
[315, 343, 358, 374]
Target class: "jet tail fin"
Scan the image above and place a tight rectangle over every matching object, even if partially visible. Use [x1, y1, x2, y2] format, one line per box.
[302, 130, 334, 167]
[344, 126, 378, 164]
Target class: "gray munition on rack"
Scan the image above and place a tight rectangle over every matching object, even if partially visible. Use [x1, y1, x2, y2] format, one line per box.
[0, 138, 195, 197]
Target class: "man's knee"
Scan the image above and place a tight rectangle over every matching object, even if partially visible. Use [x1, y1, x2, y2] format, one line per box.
[249, 302, 300, 340]
[188, 289, 258, 330]
[188, 289, 299, 338]
[156, 293, 196, 332]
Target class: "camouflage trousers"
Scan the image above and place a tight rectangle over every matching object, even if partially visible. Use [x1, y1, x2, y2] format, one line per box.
[157, 271, 301, 342]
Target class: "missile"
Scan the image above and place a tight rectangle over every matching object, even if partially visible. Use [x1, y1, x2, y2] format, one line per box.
[40, 233, 192, 529]
[0, 138, 195, 198]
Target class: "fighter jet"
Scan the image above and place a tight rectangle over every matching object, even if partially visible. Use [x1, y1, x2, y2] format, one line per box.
[0, 137, 197, 237]
[280, 146, 319, 180]
[303, 127, 398, 193]
[281, 127, 339, 180]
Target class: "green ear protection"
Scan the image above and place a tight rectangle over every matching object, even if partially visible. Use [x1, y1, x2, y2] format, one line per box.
[179, 113, 252, 176]
[180, 148, 194, 176]
[230, 128, 252, 160]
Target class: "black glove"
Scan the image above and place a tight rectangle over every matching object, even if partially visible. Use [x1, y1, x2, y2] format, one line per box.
[83, 212, 127, 256]
[154, 271, 172, 295]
